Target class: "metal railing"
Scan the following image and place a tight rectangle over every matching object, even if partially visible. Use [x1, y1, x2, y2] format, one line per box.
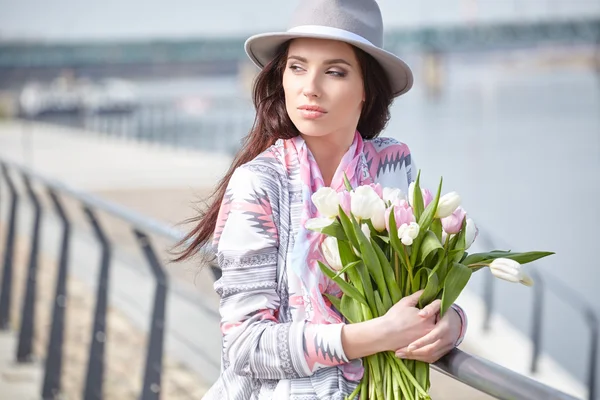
[478, 231, 598, 400]
[0, 158, 583, 400]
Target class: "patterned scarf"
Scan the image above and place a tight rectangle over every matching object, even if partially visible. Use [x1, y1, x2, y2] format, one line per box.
[285, 131, 373, 380]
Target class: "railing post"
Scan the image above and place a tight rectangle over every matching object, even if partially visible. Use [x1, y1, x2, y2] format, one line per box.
[16, 172, 42, 362]
[586, 309, 598, 400]
[42, 189, 71, 400]
[0, 163, 19, 330]
[530, 268, 544, 374]
[82, 207, 111, 400]
[134, 230, 168, 400]
[483, 269, 494, 331]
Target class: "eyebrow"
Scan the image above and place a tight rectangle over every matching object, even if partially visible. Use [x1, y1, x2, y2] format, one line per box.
[287, 55, 353, 67]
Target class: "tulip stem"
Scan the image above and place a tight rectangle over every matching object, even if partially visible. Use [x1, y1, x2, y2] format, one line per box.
[403, 246, 413, 291]
[466, 262, 490, 268]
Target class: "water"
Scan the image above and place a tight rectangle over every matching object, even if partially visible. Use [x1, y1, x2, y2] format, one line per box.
[31, 47, 600, 395]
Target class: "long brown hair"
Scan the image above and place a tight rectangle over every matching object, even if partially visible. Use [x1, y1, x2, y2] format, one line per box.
[173, 40, 395, 262]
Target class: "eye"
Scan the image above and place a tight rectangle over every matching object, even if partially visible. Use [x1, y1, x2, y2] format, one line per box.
[288, 64, 304, 73]
[327, 69, 347, 78]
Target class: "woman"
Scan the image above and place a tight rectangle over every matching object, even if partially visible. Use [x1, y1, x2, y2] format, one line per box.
[177, 0, 468, 398]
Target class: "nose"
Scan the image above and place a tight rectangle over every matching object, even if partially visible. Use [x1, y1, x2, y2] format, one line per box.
[302, 73, 321, 98]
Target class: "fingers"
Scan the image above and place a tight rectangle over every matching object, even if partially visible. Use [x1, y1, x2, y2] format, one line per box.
[398, 340, 446, 363]
[400, 290, 424, 307]
[406, 328, 440, 353]
[418, 299, 441, 318]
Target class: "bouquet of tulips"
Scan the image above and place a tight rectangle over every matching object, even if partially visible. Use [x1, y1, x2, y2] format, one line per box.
[306, 171, 553, 400]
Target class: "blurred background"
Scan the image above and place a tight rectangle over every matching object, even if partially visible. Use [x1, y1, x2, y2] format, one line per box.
[0, 1, 599, 399]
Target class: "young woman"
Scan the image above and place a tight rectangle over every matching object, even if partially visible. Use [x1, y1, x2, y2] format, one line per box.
[177, 1, 468, 398]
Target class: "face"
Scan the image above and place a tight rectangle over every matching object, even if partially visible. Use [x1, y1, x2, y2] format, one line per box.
[282, 38, 365, 141]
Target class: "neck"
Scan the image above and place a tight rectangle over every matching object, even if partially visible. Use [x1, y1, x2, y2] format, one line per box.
[303, 131, 355, 186]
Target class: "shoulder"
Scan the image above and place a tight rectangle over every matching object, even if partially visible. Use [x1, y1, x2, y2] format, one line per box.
[229, 143, 287, 194]
[363, 136, 413, 181]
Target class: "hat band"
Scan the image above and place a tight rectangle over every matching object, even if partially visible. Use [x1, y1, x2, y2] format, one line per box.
[287, 25, 374, 47]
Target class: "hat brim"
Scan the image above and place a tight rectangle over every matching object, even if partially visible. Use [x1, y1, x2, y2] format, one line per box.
[244, 31, 413, 97]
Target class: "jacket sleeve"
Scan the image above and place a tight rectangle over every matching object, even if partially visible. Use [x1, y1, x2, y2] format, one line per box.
[213, 166, 350, 381]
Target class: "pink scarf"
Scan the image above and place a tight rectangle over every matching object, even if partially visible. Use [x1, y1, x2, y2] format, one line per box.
[286, 131, 373, 380]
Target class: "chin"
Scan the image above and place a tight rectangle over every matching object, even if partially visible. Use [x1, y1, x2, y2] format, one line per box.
[292, 120, 332, 138]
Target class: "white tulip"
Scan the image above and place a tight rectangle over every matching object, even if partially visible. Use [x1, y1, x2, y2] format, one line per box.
[370, 199, 387, 232]
[408, 182, 416, 206]
[465, 218, 478, 249]
[322, 236, 343, 271]
[435, 192, 461, 218]
[441, 230, 449, 245]
[311, 187, 340, 218]
[383, 187, 406, 205]
[351, 186, 383, 221]
[305, 217, 335, 231]
[361, 223, 371, 238]
[489, 258, 534, 287]
[398, 222, 420, 246]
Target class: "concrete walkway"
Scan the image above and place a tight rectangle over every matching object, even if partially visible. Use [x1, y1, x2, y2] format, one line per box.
[0, 331, 42, 400]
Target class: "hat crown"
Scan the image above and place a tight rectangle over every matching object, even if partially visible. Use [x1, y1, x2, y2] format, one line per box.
[288, 0, 384, 47]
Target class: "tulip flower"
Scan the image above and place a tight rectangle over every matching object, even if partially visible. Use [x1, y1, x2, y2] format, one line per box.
[370, 183, 384, 199]
[305, 217, 335, 231]
[385, 200, 415, 232]
[322, 236, 343, 271]
[361, 223, 371, 238]
[408, 182, 434, 208]
[383, 187, 406, 205]
[489, 258, 534, 286]
[351, 186, 384, 221]
[435, 192, 461, 218]
[441, 207, 467, 234]
[338, 191, 352, 216]
[398, 222, 420, 246]
[370, 200, 387, 232]
[311, 187, 340, 218]
[465, 218, 478, 249]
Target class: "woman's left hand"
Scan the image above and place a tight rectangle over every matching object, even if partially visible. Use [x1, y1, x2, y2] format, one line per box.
[394, 300, 462, 363]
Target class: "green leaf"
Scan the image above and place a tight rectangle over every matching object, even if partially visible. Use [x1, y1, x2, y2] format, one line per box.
[319, 220, 348, 241]
[323, 293, 343, 317]
[417, 230, 444, 266]
[373, 290, 387, 316]
[417, 176, 443, 232]
[352, 215, 392, 308]
[440, 262, 472, 318]
[337, 240, 359, 265]
[415, 361, 430, 395]
[371, 238, 403, 304]
[412, 170, 424, 220]
[431, 219, 443, 242]
[341, 294, 363, 323]
[338, 205, 360, 251]
[319, 261, 369, 307]
[419, 271, 440, 308]
[355, 261, 376, 313]
[463, 250, 554, 267]
[377, 235, 390, 244]
[412, 268, 429, 293]
[388, 208, 409, 271]
[343, 172, 354, 192]
[333, 260, 361, 279]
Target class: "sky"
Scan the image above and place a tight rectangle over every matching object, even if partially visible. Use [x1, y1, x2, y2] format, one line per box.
[0, 0, 598, 42]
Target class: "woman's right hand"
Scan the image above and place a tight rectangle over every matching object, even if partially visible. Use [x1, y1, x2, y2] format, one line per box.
[380, 290, 438, 352]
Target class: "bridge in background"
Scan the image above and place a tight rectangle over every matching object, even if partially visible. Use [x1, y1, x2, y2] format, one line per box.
[0, 18, 598, 88]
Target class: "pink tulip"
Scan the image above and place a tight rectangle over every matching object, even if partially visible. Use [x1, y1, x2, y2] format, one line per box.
[338, 191, 352, 217]
[422, 188, 433, 208]
[441, 206, 467, 234]
[385, 199, 416, 232]
[370, 183, 383, 199]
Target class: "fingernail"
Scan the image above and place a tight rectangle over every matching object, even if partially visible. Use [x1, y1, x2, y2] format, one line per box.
[396, 352, 406, 358]
[419, 310, 428, 317]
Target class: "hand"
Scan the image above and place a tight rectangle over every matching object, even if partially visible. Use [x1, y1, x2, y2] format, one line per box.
[394, 302, 462, 363]
[380, 290, 437, 352]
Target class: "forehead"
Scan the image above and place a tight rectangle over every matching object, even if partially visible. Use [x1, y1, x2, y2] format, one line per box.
[287, 38, 358, 63]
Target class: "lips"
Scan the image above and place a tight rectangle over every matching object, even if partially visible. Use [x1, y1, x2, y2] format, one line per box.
[297, 105, 327, 120]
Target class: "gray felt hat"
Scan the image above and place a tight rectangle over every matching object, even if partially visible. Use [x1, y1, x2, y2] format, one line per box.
[244, 0, 414, 97]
